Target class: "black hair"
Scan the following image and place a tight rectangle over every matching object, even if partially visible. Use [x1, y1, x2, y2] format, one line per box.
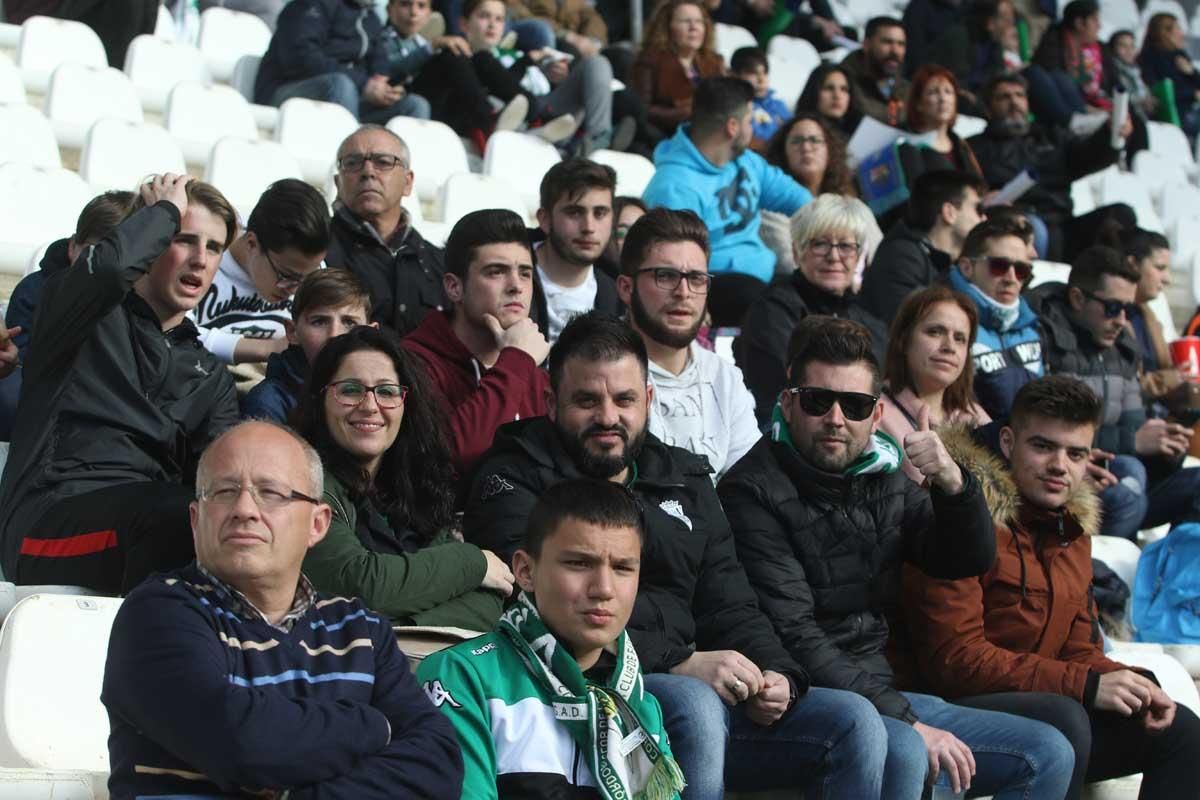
[786, 316, 881, 392]
[75, 190, 134, 246]
[906, 170, 986, 231]
[444, 208, 531, 280]
[293, 326, 456, 540]
[691, 76, 755, 135]
[981, 71, 1027, 108]
[246, 178, 331, 256]
[1062, 0, 1099, 29]
[548, 311, 648, 392]
[1010, 375, 1102, 429]
[865, 16, 903, 38]
[793, 62, 862, 135]
[960, 215, 1031, 259]
[538, 158, 616, 214]
[619, 207, 710, 276]
[522, 478, 644, 557]
[1068, 245, 1142, 292]
[1120, 227, 1171, 263]
[730, 46, 768, 74]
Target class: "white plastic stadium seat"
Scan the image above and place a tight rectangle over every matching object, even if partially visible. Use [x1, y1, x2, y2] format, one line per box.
[482, 130, 561, 215]
[1090, 536, 1142, 595]
[23, 242, 52, 278]
[0, 164, 92, 275]
[0, 53, 25, 105]
[0, 593, 119, 796]
[1146, 120, 1195, 167]
[1140, 0, 1188, 34]
[204, 136, 304, 221]
[589, 149, 656, 198]
[0, 22, 21, 51]
[1097, 0, 1140, 37]
[385, 116, 470, 208]
[15, 16, 107, 93]
[766, 53, 809, 110]
[275, 97, 359, 184]
[1029, 259, 1072, 288]
[1098, 169, 1163, 233]
[1070, 178, 1096, 216]
[43, 63, 143, 149]
[0, 103, 61, 168]
[439, 172, 530, 227]
[80, 119, 186, 191]
[123, 34, 211, 112]
[228, 55, 280, 132]
[953, 114, 987, 139]
[197, 7, 272, 82]
[714, 23, 756, 67]
[155, 2, 177, 39]
[166, 81, 259, 166]
[766, 35, 821, 75]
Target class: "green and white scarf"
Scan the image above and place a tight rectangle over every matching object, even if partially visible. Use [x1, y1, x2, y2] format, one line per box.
[497, 593, 685, 800]
[770, 402, 902, 476]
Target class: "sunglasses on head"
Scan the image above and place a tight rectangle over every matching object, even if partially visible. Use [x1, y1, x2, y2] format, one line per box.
[974, 256, 1033, 282]
[785, 387, 878, 421]
[1081, 290, 1138, 319]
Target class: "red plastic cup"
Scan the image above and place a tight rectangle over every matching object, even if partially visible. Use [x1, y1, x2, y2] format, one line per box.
[1170, 337, 1200, 381]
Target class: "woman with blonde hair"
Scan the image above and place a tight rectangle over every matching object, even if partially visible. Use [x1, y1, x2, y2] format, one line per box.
[632, 0, 725, 134]
[879, 286, 991, 484]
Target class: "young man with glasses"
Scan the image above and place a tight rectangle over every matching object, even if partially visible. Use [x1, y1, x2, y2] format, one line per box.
[102, 420, 464, 800]
[401, 208, 551, 475]
[1032, 245, 1200, 537]
[718, 316, 1075, 800]
[189, 179, 330, 366]
[466, 310, 894, 800]
[616, 208, 759, 480]
[946, 216, 1044, 421]
[328, 125, 447, 334]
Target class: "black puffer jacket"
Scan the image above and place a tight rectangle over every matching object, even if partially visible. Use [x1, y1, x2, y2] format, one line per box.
[464, 417, 809, 687]
[717, 436, 995, 722]
[326, 206, 447, 335]
[736, 271, 889, 425]
[858, 220, 953, 325]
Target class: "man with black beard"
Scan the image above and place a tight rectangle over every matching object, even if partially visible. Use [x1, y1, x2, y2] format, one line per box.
[617, 208, 759, 480]
[464, 310, 889, 800]
[533, 159, 625, 344]
[967, 72, 1137, 261]
[840, 16, 911, 126]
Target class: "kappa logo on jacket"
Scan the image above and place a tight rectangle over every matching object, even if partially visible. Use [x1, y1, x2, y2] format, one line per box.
[423, 679, 462, 709]
[480, 474, 515, 501]
[658, 499, 693, 531]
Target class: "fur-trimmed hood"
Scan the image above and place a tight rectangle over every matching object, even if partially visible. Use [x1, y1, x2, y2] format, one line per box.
[937, 424, 1101, 537]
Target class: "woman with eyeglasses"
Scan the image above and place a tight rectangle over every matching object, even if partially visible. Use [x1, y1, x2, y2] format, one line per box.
[294, 326, 513, 630]
[761, 113, 858, 274]
[879, 287, 992, 485]
[738, 194, 889, 425]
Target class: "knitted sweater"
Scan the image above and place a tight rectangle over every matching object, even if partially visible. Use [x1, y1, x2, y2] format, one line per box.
[102, 563, 463, 799]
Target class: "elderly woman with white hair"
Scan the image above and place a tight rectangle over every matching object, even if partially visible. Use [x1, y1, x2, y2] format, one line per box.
[737, 194, 890, 425]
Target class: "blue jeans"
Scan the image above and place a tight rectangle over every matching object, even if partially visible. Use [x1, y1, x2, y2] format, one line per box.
[509, 18, 555, 50]
[881, 692, 1074, 800]
[1098, 455, 1149, 540]
[269, 72, 431, 122]
[644, 674, 885, 799]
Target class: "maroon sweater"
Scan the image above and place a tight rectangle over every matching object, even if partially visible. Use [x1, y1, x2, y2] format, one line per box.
[401, 311, 550, 476]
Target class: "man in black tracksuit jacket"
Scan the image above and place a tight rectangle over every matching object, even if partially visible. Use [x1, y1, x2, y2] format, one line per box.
[0, 177, 239, 592]
[464, 311, 892, 798]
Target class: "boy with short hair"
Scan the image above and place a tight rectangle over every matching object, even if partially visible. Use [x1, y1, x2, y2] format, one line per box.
[240, 268, 375, 423]
[731, 46, 792, 149]
[417, 478, 685, 800]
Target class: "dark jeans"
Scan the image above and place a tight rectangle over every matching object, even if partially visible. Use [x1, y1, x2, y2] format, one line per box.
[412, 50, 499, 135]
[1098, 454, 1149, 540]
[16, 482, 196, 594]
[957, 690, 1200, 800]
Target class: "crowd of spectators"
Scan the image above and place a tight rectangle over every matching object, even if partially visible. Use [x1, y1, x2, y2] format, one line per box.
[5, 0, 1200, 796]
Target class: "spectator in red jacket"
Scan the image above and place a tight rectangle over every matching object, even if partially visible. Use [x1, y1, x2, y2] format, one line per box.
[401, 209, 551, 477]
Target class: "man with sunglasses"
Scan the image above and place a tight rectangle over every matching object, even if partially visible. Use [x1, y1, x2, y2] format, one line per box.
[328, 125, 447, 334]
[1033, 246, 1200, 536]
[616, 208, 760, 481]
[189, 179, 330, 366]
[946, 216, 1045, 420]
[719, 316, 1075, 799]
[102, 420, 463, 800]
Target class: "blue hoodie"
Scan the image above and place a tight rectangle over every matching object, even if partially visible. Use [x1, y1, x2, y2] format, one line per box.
[948, 267, 1044, 420]
[643, 125, 812, 284]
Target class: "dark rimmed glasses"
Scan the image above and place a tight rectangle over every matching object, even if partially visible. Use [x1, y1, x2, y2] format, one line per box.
[324, 380, 409, 408]
[636, 267, 712, 294]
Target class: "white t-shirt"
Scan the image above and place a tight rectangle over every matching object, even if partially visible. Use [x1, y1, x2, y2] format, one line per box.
[537, 264, 598, 343]
[189, 249, 292, 342]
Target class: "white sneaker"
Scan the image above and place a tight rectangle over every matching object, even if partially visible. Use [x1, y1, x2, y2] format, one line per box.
[495, 95, 529, 132]
[529, 112, 581, 144]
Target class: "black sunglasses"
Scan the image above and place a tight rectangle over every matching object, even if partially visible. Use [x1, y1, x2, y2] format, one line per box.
[785, 387, 878, 421]
[1082, 290, 1138, 319]
[974, 256, 1033, 282]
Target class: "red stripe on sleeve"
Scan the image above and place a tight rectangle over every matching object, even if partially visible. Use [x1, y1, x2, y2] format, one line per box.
[20, 530, 118, 558]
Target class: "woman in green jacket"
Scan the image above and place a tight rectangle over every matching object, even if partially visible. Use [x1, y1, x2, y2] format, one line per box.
[293, 326, 512, 630]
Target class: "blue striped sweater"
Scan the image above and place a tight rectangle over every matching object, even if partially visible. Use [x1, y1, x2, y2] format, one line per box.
[101, 563, 463, 799]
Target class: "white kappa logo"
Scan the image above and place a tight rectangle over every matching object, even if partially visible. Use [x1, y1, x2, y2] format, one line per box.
[658, 499, 692, 530]
[423, 679, 462, 709]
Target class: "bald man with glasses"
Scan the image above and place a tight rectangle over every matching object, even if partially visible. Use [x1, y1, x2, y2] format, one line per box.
[327, 125, 448, 334]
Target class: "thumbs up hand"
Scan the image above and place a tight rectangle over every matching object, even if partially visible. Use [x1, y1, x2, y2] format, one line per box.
[902, 405, 965, 495]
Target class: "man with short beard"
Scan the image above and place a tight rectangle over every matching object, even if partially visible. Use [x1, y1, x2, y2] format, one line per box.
[617, 208, 759, 480]
[465, 311, 894, 800]
[533, 159, 625, 343]
[840, 16, 910, 125]
[967, 72, 1135, 261]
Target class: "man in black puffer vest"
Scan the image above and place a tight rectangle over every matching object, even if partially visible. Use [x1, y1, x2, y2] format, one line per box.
[719, 315, 1075, 798]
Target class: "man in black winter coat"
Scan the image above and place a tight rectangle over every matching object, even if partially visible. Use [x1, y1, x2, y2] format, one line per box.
[719, 316, 1074, 798]
[465, 311, 891, 799]
[326, 125, 448, 334]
